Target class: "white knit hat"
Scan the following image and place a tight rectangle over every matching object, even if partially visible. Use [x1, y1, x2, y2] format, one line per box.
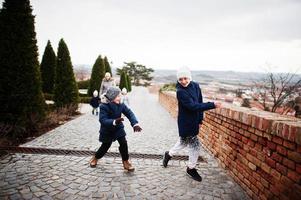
[177, 67, 192, 80]
[93, 90, 98, 97]
[121, 88, 127, 94]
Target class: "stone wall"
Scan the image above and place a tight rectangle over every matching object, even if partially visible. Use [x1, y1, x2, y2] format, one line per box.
[159, 91, 301, 200]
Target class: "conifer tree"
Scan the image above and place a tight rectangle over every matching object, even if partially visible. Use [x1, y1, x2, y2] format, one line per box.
[88, 55, 105, 96]
[126, 73, 132, 92]
[104, 56, 112, 75]
[119, 71, 128, 91]
[54, 39, 79, 109]
[0, 0, 45, 132]
[40, 40, 56, 93]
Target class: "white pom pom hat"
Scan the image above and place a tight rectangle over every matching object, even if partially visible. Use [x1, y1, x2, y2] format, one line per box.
[177, 67, 192, 80]
[93, 90, 98, 97]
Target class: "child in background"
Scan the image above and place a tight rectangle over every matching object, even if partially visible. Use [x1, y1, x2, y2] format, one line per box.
[90, 90, 100, 115]
[121, 88, 130, 107]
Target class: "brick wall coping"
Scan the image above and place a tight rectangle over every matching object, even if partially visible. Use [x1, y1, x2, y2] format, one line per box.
[161, 91, 301, 145]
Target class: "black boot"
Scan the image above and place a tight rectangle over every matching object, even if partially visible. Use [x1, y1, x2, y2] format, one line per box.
[186, 167, 202, 182]
[163, 151, 171, 167]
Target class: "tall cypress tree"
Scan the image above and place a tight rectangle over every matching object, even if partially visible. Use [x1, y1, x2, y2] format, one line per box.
[126, 73, 132, 92]
[40, 40, 56, 93]
[104, 56, 112, 75]
[54, 39, 79, 109]
[88, 55, 105, 96]
[119, 71, 128, 91]
[0, 0, 45, 132]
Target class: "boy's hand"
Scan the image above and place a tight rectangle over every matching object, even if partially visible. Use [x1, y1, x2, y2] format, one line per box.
[115, 117, 124, 124]
[133, 125, 142, 132]
[214, 102, 222, 108]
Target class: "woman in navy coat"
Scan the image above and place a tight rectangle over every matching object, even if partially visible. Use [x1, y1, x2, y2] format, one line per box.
[163, 67, 221, 182]
[90, 87, 142, 171]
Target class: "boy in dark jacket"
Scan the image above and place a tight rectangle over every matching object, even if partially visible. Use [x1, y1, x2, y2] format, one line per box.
[90, 90, 100, 115]
[163, 67, 221, 182]
[89, 87, 142, 171]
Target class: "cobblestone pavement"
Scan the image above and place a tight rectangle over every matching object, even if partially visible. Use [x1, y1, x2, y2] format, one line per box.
[1, 87, 250, 199]
[22, 87, 179, 155]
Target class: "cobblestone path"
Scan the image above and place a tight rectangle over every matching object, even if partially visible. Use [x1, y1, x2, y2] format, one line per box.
[0, 87, 249, 200]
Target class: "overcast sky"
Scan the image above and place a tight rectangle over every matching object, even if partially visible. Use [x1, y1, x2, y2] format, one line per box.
[2, 0, 301, 73]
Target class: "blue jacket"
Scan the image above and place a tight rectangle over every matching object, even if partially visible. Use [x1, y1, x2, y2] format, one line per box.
[98, 102, 138, 143]
[176, 81, 215, 137]
[90, 96, 100, 108]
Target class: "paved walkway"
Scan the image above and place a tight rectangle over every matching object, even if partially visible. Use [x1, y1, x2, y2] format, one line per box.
[0, 87, 249, 200]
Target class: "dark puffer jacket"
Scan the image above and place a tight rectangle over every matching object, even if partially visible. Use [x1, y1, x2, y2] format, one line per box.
[98, 102, 138, 143]
[176, 81, 215, 137]
[90, 96, 100, 108]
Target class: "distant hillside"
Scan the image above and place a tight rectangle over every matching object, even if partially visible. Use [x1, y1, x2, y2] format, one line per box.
[73, 65, 300, 86]
[152, 69, 301, 85]
[152, 70, 266, 85]
[74, 64, 91, 70]
[73, 64, 91, 81]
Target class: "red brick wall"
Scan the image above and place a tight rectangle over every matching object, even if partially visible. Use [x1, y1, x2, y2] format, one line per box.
[159, 91, 178, 118]
[159, 91, 301, 200]
[147, 85, 161, 94]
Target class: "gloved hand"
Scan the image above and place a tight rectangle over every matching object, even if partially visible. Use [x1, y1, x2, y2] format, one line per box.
[115, 117, 124, 125]
[133, 125, 142, 132]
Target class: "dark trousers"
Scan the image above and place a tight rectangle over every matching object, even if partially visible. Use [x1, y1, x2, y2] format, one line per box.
[95, 136, 129, 161]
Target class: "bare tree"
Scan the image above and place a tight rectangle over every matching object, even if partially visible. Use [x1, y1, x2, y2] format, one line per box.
[269, 72, 301, 112]
[254, 71, 301, 113]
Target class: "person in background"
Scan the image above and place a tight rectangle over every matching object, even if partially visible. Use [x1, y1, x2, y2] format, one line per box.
[99, 72, 116, 96]
[162, 67, 222, 182]
[120, 88, 130, 107]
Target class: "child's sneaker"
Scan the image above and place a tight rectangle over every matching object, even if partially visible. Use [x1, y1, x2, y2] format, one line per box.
[186, 167, 202, 182]
[163, 151, 171, 167]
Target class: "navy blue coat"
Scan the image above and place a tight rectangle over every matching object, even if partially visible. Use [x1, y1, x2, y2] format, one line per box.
[98, 102, 138, 143]
[176, 81, 215, 137]
[90, 97, 100, 108]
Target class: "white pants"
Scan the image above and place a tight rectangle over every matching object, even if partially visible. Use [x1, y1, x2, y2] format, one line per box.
[169, 137, 200, 169]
